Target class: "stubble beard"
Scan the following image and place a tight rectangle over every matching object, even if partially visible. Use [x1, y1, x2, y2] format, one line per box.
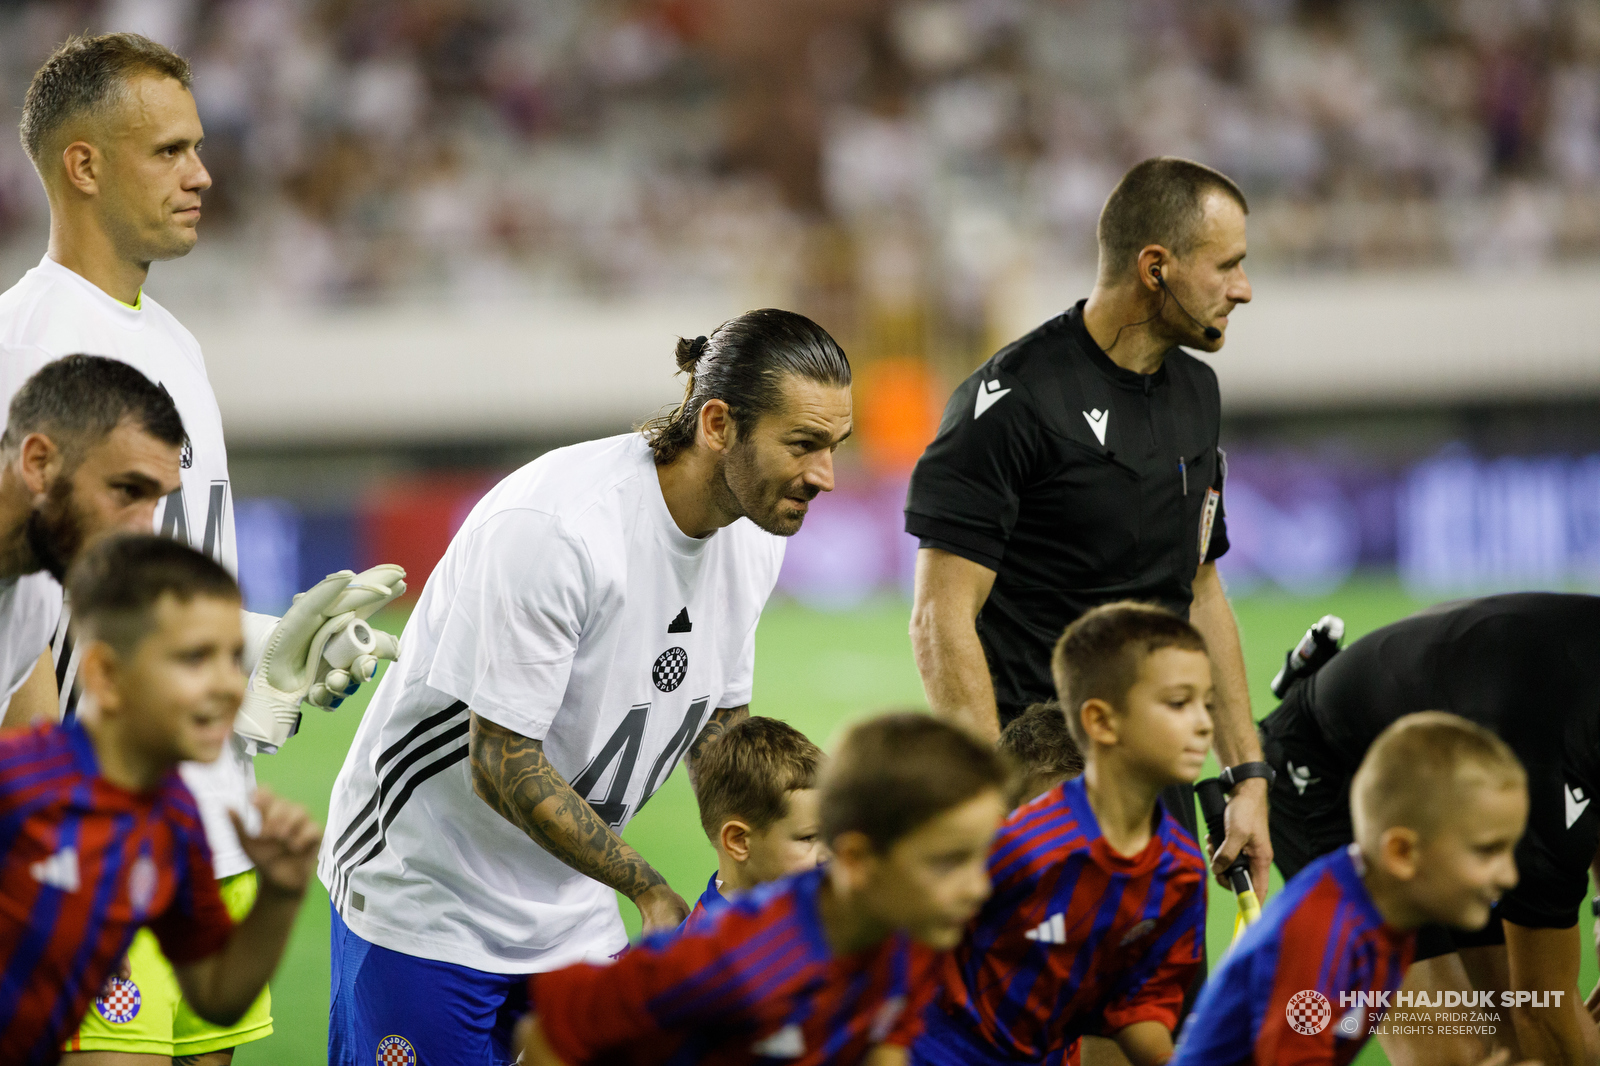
[24, 478, 85, 582]
[720, 444, 808, 538]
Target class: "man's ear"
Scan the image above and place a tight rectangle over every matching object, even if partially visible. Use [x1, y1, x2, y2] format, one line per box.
[697, 399, 736, 455]
[60, 139, 101, 197]
[18, 433, 64, 496]
[77, 640, 123, 718]
[1376, 826, 1421, 882]
[1135, 245, 1172, 292]
[1079, 698, 1119, 746]
[719, 818, 753, 863]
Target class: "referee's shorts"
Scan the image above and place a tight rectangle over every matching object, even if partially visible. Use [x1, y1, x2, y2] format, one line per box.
[1259, 682, 1507, 961]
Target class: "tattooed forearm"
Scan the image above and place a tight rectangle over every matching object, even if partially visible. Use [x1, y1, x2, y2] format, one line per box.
[468, 711, 666, 900]
[685, 704, 749, 792]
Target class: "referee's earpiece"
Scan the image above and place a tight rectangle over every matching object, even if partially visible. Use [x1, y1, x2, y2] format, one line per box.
[1150, 266, 1222, 342]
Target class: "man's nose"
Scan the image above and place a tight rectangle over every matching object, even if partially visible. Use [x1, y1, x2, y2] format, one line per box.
[1231, 268, 1252, 305]
[188, 154, 213, 193]
[805, 449, 835, 494]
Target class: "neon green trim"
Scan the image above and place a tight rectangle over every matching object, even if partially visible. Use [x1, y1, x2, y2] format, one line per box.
[113, 290, 142, 311]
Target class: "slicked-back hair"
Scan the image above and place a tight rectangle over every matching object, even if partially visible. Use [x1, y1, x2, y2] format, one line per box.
[639, 308, 851, 465]
[68, 534, 240, 655]
[820, 712, 1009, 853]
[1097, 157, 1248, 283]
[694, 716, 824, 841]
[1352, 712, 1526, 846]
[1051, 602, 1209, 751]
[998, 700, 1084, 781]
[1, 354, 185, 466]
[21, 32, 193, 166]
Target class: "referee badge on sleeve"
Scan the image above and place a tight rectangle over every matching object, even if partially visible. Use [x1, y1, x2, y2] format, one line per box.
[1198, 488, 1221, 560]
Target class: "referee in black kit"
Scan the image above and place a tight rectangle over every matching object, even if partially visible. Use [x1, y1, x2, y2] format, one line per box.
[905, 157, 1272, 900]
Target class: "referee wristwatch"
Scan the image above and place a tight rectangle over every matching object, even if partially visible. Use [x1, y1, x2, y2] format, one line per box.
[1218, 762, 1276, 791]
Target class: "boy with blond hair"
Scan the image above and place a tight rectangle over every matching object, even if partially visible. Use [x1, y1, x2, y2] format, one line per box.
[684, 715, 825, 928]
[1172, 712, 1527, 1066]
[915, 602, 1213, 1066]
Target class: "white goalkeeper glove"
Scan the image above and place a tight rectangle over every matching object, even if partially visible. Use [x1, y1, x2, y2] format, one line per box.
[305, 564, 407, 709]
[234, 571, 355, 753]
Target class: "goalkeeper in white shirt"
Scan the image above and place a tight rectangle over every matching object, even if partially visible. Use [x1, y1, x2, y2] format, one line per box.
[320, 309, 852, 1066]
[0, 33, 403, 1065]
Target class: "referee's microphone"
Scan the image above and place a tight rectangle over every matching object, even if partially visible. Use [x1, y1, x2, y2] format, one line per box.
[1152, 268, 1222, 341]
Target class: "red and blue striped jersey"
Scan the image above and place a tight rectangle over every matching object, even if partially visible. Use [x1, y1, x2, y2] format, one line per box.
[0, 721, 234, 1066]
[532, 865, 942, 1065]
[1170, 845, 1414, 1066]
[929, 776, 1207, 1062]
[679, 871, 730, 933]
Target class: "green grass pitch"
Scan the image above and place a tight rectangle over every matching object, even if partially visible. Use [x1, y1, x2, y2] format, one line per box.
[237, 578, 1597, 1065]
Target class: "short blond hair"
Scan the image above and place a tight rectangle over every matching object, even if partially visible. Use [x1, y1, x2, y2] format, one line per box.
[1352, 712, 1525, 848]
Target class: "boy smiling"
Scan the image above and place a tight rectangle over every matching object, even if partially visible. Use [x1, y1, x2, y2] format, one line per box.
[0, 535, 321, 1065]
[915, 602, 1213, 1066]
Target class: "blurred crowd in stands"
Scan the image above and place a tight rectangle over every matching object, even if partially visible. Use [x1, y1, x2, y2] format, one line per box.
[2, 0, 1599, 331]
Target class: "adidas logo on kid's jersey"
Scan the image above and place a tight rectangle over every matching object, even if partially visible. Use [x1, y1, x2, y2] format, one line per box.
[1024, 913, 1066, 945]
[30, 846, 79, 892]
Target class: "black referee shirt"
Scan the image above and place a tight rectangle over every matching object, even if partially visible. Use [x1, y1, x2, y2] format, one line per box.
[1295, 592, 1600, 931]
[905, 300, 1230, 722]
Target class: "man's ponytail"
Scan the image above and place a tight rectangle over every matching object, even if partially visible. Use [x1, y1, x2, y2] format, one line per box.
[640, 310, 849, 465]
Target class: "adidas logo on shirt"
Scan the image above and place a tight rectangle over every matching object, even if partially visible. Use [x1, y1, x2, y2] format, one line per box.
[1024, 912, 1066, 945]
[750, 1023, 804, 1058]
[30, 846, 79, 892]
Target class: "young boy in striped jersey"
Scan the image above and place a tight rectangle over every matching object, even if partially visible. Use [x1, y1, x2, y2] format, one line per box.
[915, 602, 1213, 1066]
[1170, 713, 1526, 1066]
[515, 713, 1010, 1066]
[682, 715, 825, 930]
[0, 536, 320, 1065]
[998, 700, 1083, 808]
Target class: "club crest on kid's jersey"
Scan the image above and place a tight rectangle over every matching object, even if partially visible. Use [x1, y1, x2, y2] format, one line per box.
[128, 854, 158, 917]
[868, 996, 907, 1042]
[1118, 918, 1157, 946]
[376, 1034, 417, 1064]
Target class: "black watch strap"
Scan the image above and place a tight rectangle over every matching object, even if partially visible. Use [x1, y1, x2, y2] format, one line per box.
[1219, 761, 1276, 791]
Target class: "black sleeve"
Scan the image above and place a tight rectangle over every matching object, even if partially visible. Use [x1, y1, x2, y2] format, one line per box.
[1497, 764, 1594, 929]
[904, 367, 1042, 572]
[1203, 445, 1230, 564]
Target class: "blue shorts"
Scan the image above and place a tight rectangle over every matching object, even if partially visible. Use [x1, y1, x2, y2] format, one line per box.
[329, 903, 530, 1066]
[911, 1003, 1072, 1066]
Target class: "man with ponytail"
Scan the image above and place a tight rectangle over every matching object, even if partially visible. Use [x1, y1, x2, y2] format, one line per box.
[321, 309, 853, 1066]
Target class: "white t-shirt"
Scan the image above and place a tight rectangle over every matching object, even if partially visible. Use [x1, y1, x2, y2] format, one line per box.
[0, 254, 254, 878]
[319, 433, 785, 973]
[0, 572, 60, 709]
